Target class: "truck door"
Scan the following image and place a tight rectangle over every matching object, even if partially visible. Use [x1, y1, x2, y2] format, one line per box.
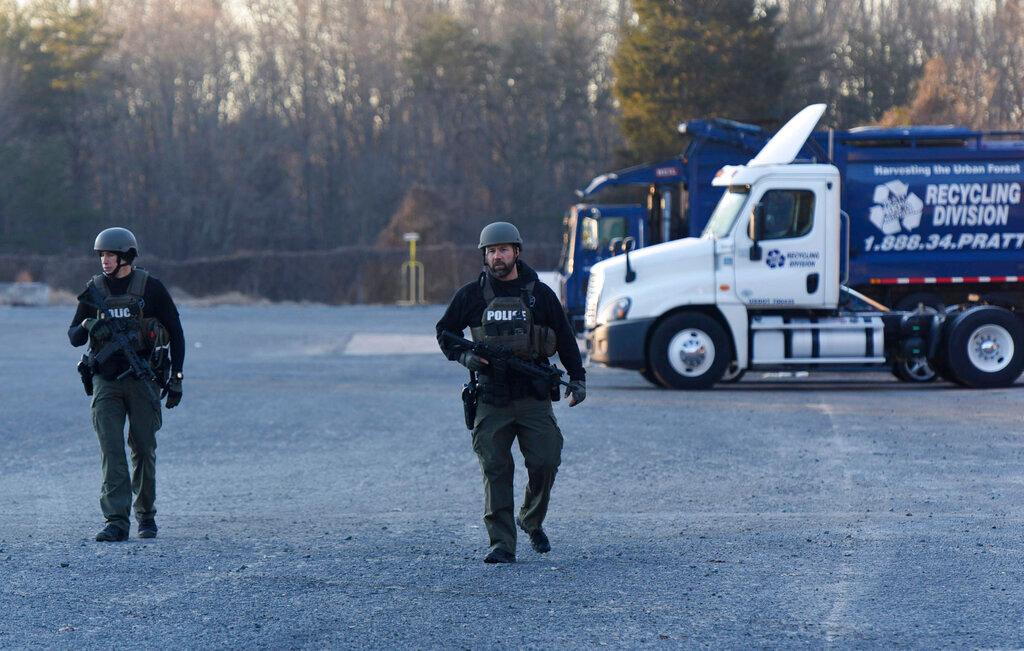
[732, 183, 828, 308]
[580, 213, 629, 261]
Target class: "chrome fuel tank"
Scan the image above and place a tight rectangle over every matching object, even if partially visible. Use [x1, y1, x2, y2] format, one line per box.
[750, 315, 886, 365]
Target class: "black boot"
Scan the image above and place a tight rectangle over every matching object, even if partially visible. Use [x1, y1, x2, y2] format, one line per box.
[483, 547, 516, 564]
[516, 516, 551, 553]
[137, 518, 158, 539]
[95, 524, 128, 542]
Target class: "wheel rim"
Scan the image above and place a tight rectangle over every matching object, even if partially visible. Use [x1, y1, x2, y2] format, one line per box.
[902, 357, 936, 381]
[667, 328, 715, 377]
[966, 324, 1015, 373]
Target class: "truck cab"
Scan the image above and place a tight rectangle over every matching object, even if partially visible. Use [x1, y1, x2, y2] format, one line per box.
[587, 105, 1024, 390]
[561, 125, 770, 329]
[558, 203, 645, 331]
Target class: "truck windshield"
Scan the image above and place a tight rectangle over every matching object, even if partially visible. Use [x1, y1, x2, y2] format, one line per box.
[581, 216, 628, 252]
[702, 187, 750, 239]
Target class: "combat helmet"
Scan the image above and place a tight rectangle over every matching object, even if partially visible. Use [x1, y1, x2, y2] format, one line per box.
[94, 227, 139, 262]
[478, 222, 523, 250]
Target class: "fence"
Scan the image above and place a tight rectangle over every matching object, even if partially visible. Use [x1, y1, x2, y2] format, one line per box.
[0, 244, 561, 304]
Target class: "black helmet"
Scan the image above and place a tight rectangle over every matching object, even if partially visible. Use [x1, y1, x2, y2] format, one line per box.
[478, 222, 523, 250]
[94, 227, 139, 261]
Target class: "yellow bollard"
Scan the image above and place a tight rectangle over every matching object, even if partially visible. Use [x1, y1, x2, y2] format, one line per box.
[399, 232, 425, 305]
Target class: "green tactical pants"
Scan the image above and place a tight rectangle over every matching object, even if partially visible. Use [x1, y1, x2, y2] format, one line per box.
[472, 397, 563, 555]
[91, 376, 162, 533]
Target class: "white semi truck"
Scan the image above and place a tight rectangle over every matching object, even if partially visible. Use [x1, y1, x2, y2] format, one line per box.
[585, 105, 1024, 389]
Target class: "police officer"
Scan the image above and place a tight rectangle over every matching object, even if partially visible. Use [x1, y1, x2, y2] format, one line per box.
[68, 228, 185, 542]
[436, 222, 586, 563]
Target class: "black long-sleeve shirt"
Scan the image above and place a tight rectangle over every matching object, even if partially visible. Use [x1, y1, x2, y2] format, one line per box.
[68, 270, 185, 380]
[435, 260, 584, 384]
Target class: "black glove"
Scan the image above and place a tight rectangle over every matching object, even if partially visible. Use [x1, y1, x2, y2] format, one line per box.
[458, 351, 487, 373]
[565, 380, 586, 406]
[85, 318, 112, 342]
[162, 378, 182, 409]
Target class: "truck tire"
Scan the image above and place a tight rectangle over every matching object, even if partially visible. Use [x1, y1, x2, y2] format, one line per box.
[640, 368, 664, 388]
[931, 305, 964, 383]
[648, 312, 730, 390]
[720, 361, 746, 383]
[892, 301, 940, 382]
[943, 306, 1024, 388]
[891, 357, 938, 383]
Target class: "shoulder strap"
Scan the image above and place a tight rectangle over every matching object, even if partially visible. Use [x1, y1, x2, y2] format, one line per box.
[480, 273, 495, 303]
[521, 280, 536, 308]
[480, 274, 536, 305]
[90, 274, 111, 299]
[127, 268, 149, 298]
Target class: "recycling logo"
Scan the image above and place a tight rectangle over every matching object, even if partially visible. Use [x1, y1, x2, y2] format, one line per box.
[869, 180, 923, 234]
[766, 249, 785, 268]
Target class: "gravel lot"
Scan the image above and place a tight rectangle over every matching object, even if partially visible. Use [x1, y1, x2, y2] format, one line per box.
[1, 304, 1023, 648]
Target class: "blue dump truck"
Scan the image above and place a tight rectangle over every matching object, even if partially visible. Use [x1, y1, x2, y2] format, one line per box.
[560, 118, 1024, 345]
[584, 105, 1024, 388]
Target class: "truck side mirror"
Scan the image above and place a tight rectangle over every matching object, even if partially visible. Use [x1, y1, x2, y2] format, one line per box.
[623, 237, 636, 283]
[749, 203, 765, 261]
[608, 237, 623, 256]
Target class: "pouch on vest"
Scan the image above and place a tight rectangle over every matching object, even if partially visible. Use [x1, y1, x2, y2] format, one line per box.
[476, 374, 512, 407]
[86, 270, 155, 354]
[532, 326, 557, 357]
[471, 295, 534, 357]
[142, 317, 169, 348]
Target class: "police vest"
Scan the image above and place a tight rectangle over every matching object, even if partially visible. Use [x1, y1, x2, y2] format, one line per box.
[469, 276, 557, 359]
[86, 269, 167, 353]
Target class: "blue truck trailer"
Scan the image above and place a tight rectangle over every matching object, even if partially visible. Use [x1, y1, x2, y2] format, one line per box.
[561, 119, 1024, 332]
[832, 128, 1023, 311]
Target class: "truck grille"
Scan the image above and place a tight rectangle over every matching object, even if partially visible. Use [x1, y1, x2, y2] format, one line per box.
[584, 269, 604, 330]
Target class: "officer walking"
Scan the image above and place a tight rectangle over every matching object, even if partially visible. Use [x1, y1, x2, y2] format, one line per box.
[436, 222, 586, 563]
[68, 228, 185, 542]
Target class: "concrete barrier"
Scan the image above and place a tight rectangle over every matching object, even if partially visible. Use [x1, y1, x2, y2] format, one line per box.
[0, 282, 50, 306]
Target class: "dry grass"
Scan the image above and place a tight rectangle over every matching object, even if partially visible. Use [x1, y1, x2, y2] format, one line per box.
[175, 290, 270, 307]
[48, 288, 79, 306]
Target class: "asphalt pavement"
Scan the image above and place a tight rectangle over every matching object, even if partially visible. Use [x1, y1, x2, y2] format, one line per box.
[1, 304, 1023, 649]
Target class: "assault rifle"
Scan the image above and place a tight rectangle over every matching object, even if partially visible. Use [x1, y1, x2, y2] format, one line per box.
[82, 283, 163, 409]
[440, 331, 573, 390]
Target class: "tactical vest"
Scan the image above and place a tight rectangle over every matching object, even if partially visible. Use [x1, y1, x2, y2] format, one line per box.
[86, 269, 168, 354]
[469, 276, 557, 359]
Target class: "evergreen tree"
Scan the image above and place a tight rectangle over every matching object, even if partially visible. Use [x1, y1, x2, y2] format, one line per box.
[0, 1, 113, 253]
[612, 0, 787, 160]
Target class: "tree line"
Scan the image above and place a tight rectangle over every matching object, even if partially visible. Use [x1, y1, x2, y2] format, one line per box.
[616, 0, 1024, 159]
[1, 0, 1021, 260]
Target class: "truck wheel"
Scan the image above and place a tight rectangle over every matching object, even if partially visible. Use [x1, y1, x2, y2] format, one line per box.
[720, 361, 746, 383]
[891, 357, 937, 383]
[944, 306, 1024, 388]
[640, 368, 664, 388]
[928, 355, 959, 384]
[648, 313, 730, 389]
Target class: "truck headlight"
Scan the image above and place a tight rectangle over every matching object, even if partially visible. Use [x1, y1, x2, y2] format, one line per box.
[600, 297, 631, 323]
